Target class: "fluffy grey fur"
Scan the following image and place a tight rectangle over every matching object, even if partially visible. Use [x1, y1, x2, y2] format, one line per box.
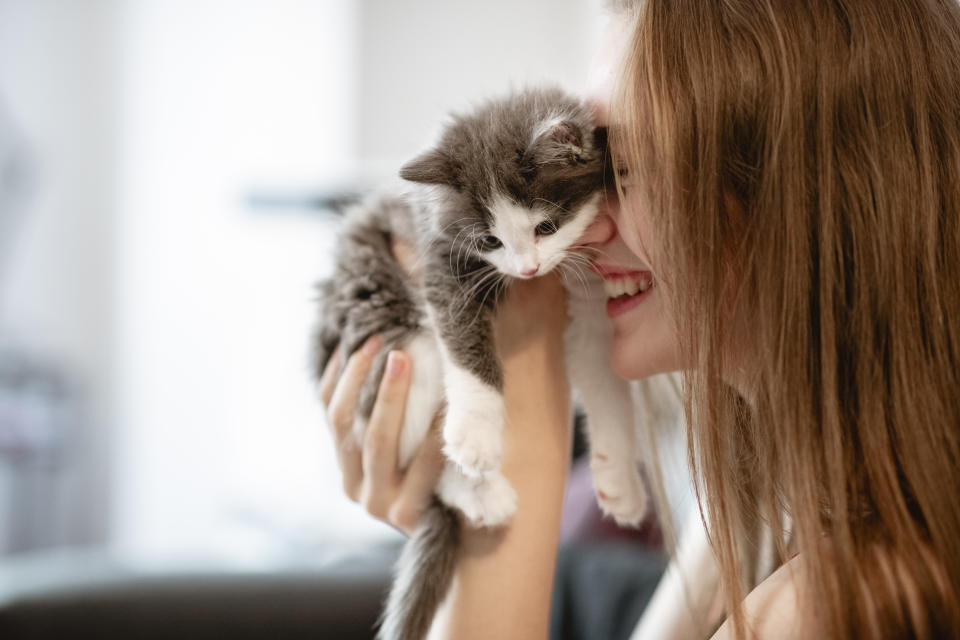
[311, 86, 612, 640]
[312, 191, 425, 418]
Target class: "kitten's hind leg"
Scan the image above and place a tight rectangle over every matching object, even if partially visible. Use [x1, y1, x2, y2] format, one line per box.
[567, 282, 648, 527]
[580, 373, 647, 526]
[351, 328, 445, 470]
[396, 330, 446, 469]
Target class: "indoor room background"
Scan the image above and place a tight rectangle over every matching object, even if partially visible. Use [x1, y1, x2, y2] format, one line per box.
[0, 0, 607, 571]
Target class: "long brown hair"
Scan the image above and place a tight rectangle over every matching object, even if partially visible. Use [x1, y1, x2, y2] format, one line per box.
[612, 1, 960, 637]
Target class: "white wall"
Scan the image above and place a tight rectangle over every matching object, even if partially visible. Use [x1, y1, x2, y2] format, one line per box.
[0, 0, 615, 562]
[111, 0, 365, 560]
[358, 0, 607, 169]
[0, 0, 119, 550]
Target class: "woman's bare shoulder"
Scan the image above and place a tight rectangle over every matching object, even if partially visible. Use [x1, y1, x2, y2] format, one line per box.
[710, 555, 809, 640]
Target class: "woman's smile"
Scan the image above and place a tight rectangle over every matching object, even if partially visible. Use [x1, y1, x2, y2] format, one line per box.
[589, 263, 656, 318]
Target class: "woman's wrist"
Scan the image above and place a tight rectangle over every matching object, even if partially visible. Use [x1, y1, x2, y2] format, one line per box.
[436, 416, 571, 640]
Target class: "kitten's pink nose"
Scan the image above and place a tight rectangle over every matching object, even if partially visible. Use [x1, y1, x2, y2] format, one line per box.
[522, 266, 539, 277]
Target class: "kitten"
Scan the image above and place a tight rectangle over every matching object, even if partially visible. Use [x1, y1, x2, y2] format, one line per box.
[312, 86, 646, 640]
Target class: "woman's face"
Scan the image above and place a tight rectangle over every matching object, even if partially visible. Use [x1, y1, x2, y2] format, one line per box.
[579, 14, 683, 380]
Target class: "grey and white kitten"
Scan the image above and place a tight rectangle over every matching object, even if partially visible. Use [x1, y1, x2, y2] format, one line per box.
[312, 87, 645, 640]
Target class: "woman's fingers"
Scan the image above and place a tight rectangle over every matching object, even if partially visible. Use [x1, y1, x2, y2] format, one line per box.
[318, 334, 446, 534]
[389, 408, 447, 535]
[326, 336, 381, 442]
[326, 336, 381, 501]
[318, 346, 342, 406]
[361, 350, 411, 517]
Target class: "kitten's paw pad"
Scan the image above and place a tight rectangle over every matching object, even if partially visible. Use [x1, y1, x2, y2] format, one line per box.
[457, 474, 517, 528]
[443, 409, 504, 477]
[590, 459, 648, 527]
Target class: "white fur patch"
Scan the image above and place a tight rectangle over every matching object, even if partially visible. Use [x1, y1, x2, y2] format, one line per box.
[482, 192, 601, 278]
[529, 113, 574, 147]
[441, 362, 505, 477]
[590, 456, 647, 526]
[397, 330, 446, 468]
[538, 193, 600, 272]
[485, 193, 543, 276]
[436, 462, 516, 528]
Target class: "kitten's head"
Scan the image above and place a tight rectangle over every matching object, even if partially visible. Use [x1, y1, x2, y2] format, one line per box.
[400, 87, 609, 279]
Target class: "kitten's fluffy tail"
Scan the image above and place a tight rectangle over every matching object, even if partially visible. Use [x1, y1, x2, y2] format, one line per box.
[377, 498, 460, 640]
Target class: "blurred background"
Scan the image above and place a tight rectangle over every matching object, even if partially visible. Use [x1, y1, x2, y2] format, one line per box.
[0, 1, 663, 637]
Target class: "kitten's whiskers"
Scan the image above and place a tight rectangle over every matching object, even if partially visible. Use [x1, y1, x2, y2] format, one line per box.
[450, 265, 500, 322]
[471, 272, 507, 328]
[410, 216, 475, 274]
[449, 223, 484, 276]
[559, 259, 590, 297]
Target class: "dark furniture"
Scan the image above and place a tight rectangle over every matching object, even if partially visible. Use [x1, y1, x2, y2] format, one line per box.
[0, 549, 394, 640]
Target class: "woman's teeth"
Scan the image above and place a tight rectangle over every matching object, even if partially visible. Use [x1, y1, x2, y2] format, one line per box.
[603, 274, 653, 299]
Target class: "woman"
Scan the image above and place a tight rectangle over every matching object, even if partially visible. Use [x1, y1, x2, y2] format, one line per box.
[320, 1, 960, 638]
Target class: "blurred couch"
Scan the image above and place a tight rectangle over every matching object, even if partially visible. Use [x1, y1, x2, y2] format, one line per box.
[0, 548, 395, 640]
[0, 542, 666, 640]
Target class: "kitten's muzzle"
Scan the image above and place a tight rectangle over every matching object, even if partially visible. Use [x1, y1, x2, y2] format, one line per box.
[521, 266, 540, 278]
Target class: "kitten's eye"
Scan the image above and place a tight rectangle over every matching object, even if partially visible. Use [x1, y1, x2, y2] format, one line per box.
[535, 220, 557, 236]
[481, 235, 502, 250]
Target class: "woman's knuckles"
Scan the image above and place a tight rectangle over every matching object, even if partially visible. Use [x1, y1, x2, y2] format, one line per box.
[328, 405, 354, 437]
[363, 427, 393, 459]
[361, 491, 391, 520]
[388, 501, 421, 534]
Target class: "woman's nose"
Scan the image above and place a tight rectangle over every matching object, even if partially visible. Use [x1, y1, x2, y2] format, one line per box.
[578, 210, 616, 246]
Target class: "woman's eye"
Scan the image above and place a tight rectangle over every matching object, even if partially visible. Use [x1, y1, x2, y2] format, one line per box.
[481, 235, 502, 250]
[535, 220, 557, 236]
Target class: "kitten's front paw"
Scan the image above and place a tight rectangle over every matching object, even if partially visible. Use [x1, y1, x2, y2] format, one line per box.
[590, 457, 648, 527]
[457, 473, 518, 528]
[443, 404, 504, 477]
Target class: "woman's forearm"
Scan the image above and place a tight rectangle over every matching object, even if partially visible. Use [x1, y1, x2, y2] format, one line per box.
[429, 344, 572, 640]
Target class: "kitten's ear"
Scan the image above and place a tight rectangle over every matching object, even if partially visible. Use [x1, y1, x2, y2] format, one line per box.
[530, 119, 586, 166]
[399, 149, 457, 187]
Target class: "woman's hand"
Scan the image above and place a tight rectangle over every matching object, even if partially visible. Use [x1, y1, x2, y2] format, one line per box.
[317, 234, 443, 535]
[319, 339, 446, 536]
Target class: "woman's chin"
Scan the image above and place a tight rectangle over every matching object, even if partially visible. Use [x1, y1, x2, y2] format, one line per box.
[609, 331, 679, 381]
[609, 336, 650, 380]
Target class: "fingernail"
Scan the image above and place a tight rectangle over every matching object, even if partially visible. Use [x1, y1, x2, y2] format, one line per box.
[387, 350, 407, 378]
[362, 335, 381, 356]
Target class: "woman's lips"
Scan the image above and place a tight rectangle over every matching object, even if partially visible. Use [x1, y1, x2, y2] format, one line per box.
[601, 272, 652, 298]
[605, 285, 653, 317]
[591, 264, 655, 318]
